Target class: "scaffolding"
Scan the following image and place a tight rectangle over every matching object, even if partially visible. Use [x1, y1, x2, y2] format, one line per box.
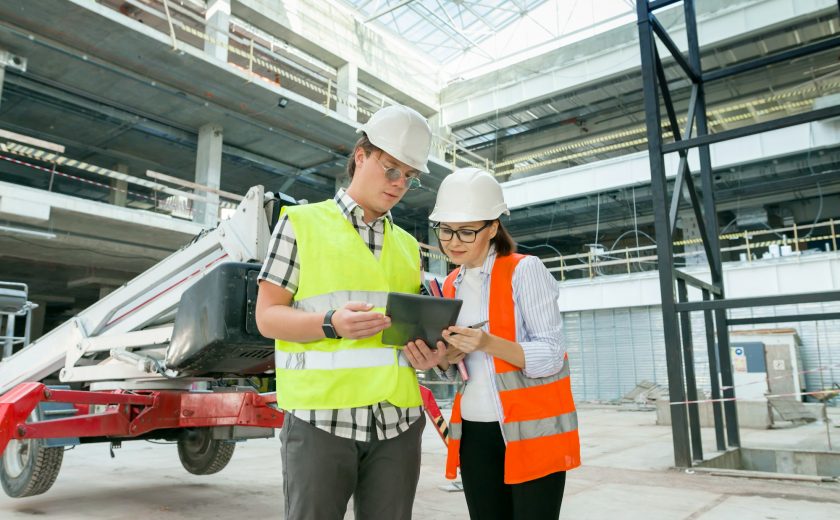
[636, 0, 840, 468]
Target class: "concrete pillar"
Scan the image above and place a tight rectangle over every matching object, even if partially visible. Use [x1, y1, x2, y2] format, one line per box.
[428, 113, 449, 140]
[428, 113, 451, 166]
[678, 214, 707, 266]
[193, 124, 223, 227]
[336, 63, 358, 121]
[0, 66, 5, 111]
[204, 0, 230, 62]
[2, 315, 13, 359]
[109, 164, 129, 207]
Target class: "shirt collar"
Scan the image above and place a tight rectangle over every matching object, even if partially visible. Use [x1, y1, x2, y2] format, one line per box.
[453, 244, 496, 287]
[334, 188, 393, 225]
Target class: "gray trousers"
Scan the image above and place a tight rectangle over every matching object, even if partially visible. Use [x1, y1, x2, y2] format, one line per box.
[280, 411, 425, 520]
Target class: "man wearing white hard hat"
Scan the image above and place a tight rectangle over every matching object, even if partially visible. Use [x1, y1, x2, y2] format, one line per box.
[255, 105, 446, 520]
[407, 168, 580, 520]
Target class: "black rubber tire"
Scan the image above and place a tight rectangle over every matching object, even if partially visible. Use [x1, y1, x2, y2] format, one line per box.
[177, 428, 235, 475]
[1, 436, 64, 498]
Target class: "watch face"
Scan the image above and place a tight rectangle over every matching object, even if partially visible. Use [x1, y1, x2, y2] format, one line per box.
[323, 310, 338, 338]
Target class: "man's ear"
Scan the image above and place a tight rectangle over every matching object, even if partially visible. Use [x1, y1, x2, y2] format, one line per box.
[354, 147, 367, 168]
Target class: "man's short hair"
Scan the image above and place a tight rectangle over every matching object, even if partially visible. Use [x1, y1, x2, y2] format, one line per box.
[346, 134, 380, 179]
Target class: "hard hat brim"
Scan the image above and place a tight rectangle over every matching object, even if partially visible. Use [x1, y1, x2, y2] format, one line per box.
[428, 208, 510, 223]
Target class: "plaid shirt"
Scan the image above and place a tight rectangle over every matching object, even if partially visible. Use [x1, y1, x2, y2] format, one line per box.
[258, 189, 423, 442]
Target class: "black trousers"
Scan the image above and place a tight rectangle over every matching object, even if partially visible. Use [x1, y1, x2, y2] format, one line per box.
[460, 420, 566, 520]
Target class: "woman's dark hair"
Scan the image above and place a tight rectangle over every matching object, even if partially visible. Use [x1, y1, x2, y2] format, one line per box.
[491, 220, 516, 256]
[345, 134, 380, 179]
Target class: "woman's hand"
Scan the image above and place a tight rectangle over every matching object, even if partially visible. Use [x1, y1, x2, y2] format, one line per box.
[443, 326, 492, 354]
[404, 339, 448, 370]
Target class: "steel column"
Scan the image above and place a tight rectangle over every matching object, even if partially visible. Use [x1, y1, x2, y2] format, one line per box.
[677, 278, 703, 462]
[701, 289, 726, 451]
[637, 0, 691, 468]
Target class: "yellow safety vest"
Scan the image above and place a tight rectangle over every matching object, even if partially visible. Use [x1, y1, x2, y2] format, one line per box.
[274, 200, 422, 410]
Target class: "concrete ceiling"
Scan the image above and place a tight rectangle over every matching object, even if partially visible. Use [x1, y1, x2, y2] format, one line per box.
[0, 0, 452, 318]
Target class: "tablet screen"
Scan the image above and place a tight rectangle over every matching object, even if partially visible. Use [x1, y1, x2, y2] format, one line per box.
[381, 292, 463, 347]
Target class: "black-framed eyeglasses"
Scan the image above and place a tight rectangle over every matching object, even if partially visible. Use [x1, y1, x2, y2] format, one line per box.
[375, 156, 422, 191]
[433, 222, 492, 243]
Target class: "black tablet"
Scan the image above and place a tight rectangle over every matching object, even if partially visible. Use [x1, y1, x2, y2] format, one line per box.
[381, 292, 463, 348]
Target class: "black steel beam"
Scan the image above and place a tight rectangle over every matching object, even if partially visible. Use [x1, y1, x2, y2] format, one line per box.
[637, 0, 692, 469]
[668, 86, 698, 234]
[727, 312, 840, 325]
[676, 291, 840, 312]
[649, 0, 683, 11]
[663, 105, 840, 153]
[654, 46, 721, 283]
[683, 1, 725, 281]
[714, 305, 740, 447]
[650, 14, 700, 83]
[674, 269, 720, 295]
[703, 36, 840, 82]
[684, 0, 739, 448]
[702, 290, 726, 452]
[677, 279, 704, 462]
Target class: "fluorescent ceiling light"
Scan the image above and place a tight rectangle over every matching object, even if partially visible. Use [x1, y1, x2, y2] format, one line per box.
[0, 225, 57, 240]
[0, 129, 65, 153]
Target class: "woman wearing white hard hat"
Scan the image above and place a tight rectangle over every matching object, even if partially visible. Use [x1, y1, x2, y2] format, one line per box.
[406, 168, 580, 519]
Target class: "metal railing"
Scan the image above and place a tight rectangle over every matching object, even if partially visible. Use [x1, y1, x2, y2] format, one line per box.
[0, 282, 37, 359]
[0, 137, 238, 222]
[543, 219, 840, 280]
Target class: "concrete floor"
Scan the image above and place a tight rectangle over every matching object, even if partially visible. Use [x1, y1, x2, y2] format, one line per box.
[1, 404, 838, 519]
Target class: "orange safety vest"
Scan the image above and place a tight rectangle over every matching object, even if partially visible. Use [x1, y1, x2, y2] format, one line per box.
[444, 253, 581, 484]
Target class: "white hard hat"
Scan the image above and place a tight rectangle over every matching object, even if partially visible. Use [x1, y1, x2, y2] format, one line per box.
[429, 168, 510, 222]
[357, 105, 432, 173]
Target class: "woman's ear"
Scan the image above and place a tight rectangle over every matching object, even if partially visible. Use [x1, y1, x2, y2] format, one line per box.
[490, 220, 499, 239]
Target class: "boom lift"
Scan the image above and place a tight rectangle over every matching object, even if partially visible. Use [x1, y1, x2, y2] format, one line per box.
[0, 186, 286, 497]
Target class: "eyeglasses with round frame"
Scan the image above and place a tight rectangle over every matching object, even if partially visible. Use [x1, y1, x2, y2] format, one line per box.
[433, 222, 492, 243]
[374, 156, 422, 190]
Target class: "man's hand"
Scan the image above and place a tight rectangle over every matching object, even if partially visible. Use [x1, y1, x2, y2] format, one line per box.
[404, 339, 448, 370]
[445, 347, 466, 364]
[330, 301, 391, 339]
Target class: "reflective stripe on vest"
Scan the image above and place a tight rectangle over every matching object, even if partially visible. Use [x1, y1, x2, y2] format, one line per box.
[502, 411, 578, 442]
[275, 348, 410, 370]
[293, 290, 389, 313]
[494, 358, 570, 391]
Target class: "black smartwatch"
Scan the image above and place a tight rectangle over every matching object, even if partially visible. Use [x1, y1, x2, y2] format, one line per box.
[322, 309, 341, 339]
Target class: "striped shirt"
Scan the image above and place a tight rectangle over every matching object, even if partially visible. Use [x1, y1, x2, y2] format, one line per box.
[437, 246, 566, 380]
[258, 189, 423, 442]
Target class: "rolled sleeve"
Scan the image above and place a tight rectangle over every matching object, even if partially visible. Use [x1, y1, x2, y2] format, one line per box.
[513, 256, 566, 378]
[258, 214, 300, 293]
[432, 364, 459, 381]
